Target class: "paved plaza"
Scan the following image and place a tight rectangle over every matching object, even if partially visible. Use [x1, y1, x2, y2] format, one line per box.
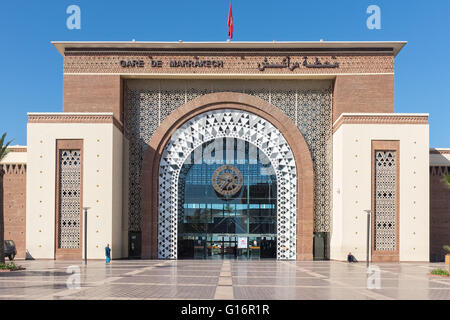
[0, 260, 450, 300]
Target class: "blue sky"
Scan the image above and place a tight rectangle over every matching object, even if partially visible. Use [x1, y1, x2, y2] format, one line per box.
[0, 0, 449, 147]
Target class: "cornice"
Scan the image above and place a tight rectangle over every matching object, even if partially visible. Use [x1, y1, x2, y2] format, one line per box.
[7, 147, 27, 153]
[28, 113, 123, 132]
[333, 114, 428, 133]
[430, 149, 450, 155]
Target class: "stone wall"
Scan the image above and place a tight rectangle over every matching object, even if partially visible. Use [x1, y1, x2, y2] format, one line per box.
[430, 165, 450, 262]
[1, 163, 26, 259]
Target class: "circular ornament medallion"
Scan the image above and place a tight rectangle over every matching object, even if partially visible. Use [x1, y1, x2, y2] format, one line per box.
[212, 165, 243, 196]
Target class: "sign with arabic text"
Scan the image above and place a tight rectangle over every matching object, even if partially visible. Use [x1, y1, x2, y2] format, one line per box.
[257, 56, 339, 72]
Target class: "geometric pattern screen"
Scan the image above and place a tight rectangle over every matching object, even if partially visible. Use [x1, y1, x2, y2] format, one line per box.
[374, 151, 397, 251]
[58, 150, 82, 249]
[124, 80, 332, 235]
[158, 110, 297, 260]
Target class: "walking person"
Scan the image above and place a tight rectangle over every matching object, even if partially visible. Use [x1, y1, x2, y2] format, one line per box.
[105, 244, 111, 263]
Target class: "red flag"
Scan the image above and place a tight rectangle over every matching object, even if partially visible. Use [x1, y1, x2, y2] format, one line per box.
[227, 4, 233, 39]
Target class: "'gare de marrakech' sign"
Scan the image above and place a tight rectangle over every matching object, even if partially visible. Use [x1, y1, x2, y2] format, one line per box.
[119, 57, 224, 69]
[119, 56, 340, 71]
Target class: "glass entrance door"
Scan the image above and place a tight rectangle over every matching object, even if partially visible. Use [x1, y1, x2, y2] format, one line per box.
[180, 235, 272, 260]
[222, 237, 237, 259]
[177, 137, 277, 260]
[260, 237, 277, 258]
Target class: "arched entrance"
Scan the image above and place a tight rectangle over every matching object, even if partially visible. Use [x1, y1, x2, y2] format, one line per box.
[141, 92, 314, 261]
[160, 110, 295, 259]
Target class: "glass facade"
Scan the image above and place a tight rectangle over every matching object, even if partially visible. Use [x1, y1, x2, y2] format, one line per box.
[178, 137, 277, 259]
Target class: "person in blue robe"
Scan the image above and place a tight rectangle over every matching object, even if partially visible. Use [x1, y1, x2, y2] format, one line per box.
[105, 244, 111, 263]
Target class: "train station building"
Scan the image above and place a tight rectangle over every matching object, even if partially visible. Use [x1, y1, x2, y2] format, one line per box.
[1, 41, 449, 262]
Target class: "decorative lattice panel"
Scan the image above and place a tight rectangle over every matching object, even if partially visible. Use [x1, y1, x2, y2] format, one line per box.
[124, 80, 332, 234]
[158, 110, 297, 259]
[58, 150, 81, 249]
[374, 151, 397, 251]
